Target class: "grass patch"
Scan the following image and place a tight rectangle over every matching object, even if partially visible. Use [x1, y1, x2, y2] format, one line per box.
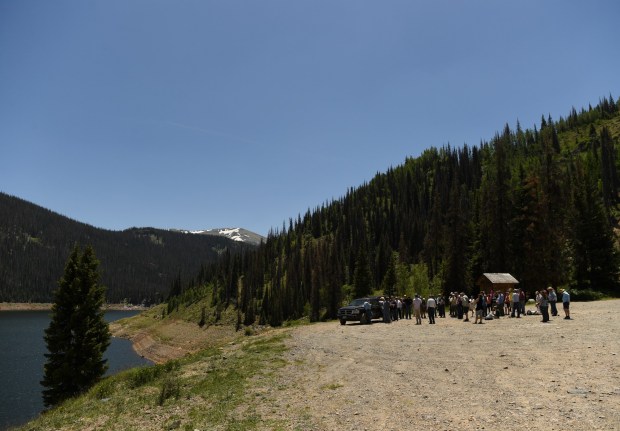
[126, 360, 180, 389]
[321, 382, 343, 390]
[19, 331, 291, 431]
[157, 375, 181, 406]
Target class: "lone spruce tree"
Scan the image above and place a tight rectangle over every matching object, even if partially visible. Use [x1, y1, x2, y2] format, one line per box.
[41, 245, 111, 407]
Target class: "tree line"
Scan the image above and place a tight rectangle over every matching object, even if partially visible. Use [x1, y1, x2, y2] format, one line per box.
[169, 95, 620, 326]
[0, 193, 249, 304]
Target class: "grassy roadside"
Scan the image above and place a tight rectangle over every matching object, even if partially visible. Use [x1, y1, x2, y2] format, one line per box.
[18, 328, 292, 431]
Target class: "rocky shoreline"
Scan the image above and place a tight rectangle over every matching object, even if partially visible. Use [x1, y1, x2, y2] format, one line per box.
[0, 302, 148, 311]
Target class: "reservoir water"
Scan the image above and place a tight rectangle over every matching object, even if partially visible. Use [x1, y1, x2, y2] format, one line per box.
[0, 310, 152, 430]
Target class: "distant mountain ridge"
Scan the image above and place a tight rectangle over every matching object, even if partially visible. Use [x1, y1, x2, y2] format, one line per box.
[172, 227, 265, 246]
[0, 193, 255, 303]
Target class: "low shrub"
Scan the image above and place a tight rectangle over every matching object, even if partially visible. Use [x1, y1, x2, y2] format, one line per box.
[126, 360, 180, 389]
[158, 376, 181, 406]
[569, 288, 606, 301]
[90, 377, 116, 399]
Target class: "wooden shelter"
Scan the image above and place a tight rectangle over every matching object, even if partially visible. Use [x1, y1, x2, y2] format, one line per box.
[476, 273, 519, 294]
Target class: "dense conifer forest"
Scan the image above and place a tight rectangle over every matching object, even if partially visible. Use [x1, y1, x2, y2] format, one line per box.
[0, 193, 249, 303]
[168, 96, 620, 326]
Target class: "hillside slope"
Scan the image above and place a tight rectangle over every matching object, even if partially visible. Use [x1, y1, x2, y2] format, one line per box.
[170, 97, 620, 328]
[0, 193, 255, 303]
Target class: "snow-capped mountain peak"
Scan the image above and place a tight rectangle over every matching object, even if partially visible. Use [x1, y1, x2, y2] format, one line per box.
[174, 227, 264, 246]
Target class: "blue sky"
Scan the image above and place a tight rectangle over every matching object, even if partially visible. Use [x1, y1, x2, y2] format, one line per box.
[1, 1, 619, 236]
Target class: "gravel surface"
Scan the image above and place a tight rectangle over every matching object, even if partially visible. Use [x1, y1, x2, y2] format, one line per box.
[251, 300, 620, 431]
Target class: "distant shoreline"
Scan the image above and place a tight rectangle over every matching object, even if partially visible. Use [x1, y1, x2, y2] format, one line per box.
[0, 303, 148, 311]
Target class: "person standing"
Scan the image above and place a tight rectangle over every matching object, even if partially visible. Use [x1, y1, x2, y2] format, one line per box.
[462, 293, 470, 322]
[363, 299, 372, 324]
[511, 289, 521, 318]
[404, 295, 413, 319]
[380, 297, 391, 323]
[562, 289, 571, 319]
[438, 296, 446, 318]
[413, 294, 422, 325]
[519, 288, 526, 316]
[456, 293, 464, 320]
[390, 297, 398, 321]
[505, 290, 511, 316]
[450, 293, 457, 317]
[496, 292, 504, 318]
[474, 293, 484, 324]
[427, 296, 436, 324]
[548, 287, 558, 316]
[540, 290, 550, 322]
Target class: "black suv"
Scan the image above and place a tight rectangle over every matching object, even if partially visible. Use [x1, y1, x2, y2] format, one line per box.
[337, 296, 382, 325]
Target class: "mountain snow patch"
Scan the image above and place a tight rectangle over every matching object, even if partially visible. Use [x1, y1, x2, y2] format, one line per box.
[216, 228, 244, 242]
[174, 227, 264, 246]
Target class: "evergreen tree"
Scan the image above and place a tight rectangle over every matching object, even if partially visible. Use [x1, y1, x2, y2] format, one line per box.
[353, 246, 373, 297]
[571, 161, 620, 294]
[41, 245, 111, 407]
[599, 126, 619, 209]
[443, 179, 472, 294]
[381, 251, 397, 297]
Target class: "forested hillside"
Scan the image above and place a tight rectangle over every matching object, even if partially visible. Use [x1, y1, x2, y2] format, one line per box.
[0, 194, 251, 303]
[169, 96, 620, 326]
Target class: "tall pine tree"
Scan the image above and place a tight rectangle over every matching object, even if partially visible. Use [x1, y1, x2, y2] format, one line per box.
[571, 160, 620, 294]
[41, 245, 111, 407]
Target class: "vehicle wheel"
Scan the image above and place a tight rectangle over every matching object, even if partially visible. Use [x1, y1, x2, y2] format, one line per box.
[339, 319, 346, 325]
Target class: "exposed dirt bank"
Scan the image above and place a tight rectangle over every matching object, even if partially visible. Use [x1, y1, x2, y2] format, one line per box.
[0, 302, 54, 311]
[110, 315, 239, 364]
[0, 303, 147, 311]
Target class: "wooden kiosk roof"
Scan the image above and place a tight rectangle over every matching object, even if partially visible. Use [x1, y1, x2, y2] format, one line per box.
[476, 273, 519, 292]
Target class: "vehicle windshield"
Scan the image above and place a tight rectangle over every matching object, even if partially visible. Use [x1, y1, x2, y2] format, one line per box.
[349, 299, 367, 306]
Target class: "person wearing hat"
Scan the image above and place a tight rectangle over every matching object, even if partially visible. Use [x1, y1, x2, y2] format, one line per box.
[511, 289, 521, 318]
[496, 291, 505, 317]
[413, 294, 422, 324]
[403, 294, 413, 320]
[548, 287, 558, 316]
[562, 289, 571, 319]
[426, 295, 436, 324]
[540, 289, 550, 322]
[461, 292, 470, 322]
[437, 294, 446, 318]
[381, 297, 391, 323]
[450, 293, 457, 317]
[456, 293, 464, 320]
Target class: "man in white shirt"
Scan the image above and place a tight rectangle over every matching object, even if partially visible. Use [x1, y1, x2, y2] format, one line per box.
[511, 289, 521, 318]
[426, 296, 436, 324]
[413, 295, 422, 325]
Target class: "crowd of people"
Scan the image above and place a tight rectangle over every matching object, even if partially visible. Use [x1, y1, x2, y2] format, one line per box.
[373, 287, 571, 325]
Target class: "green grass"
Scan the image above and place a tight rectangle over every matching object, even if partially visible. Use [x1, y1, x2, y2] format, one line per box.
[320, 382, 343, 390]
[19, 331, 292, 431]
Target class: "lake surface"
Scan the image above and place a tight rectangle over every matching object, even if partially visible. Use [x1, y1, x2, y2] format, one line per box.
[0, 310, 152, 430]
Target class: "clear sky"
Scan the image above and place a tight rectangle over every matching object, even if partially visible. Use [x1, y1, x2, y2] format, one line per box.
[1, 1, 619, 236]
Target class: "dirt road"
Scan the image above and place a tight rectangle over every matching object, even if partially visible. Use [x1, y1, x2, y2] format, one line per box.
[252, 300, 620, 431]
